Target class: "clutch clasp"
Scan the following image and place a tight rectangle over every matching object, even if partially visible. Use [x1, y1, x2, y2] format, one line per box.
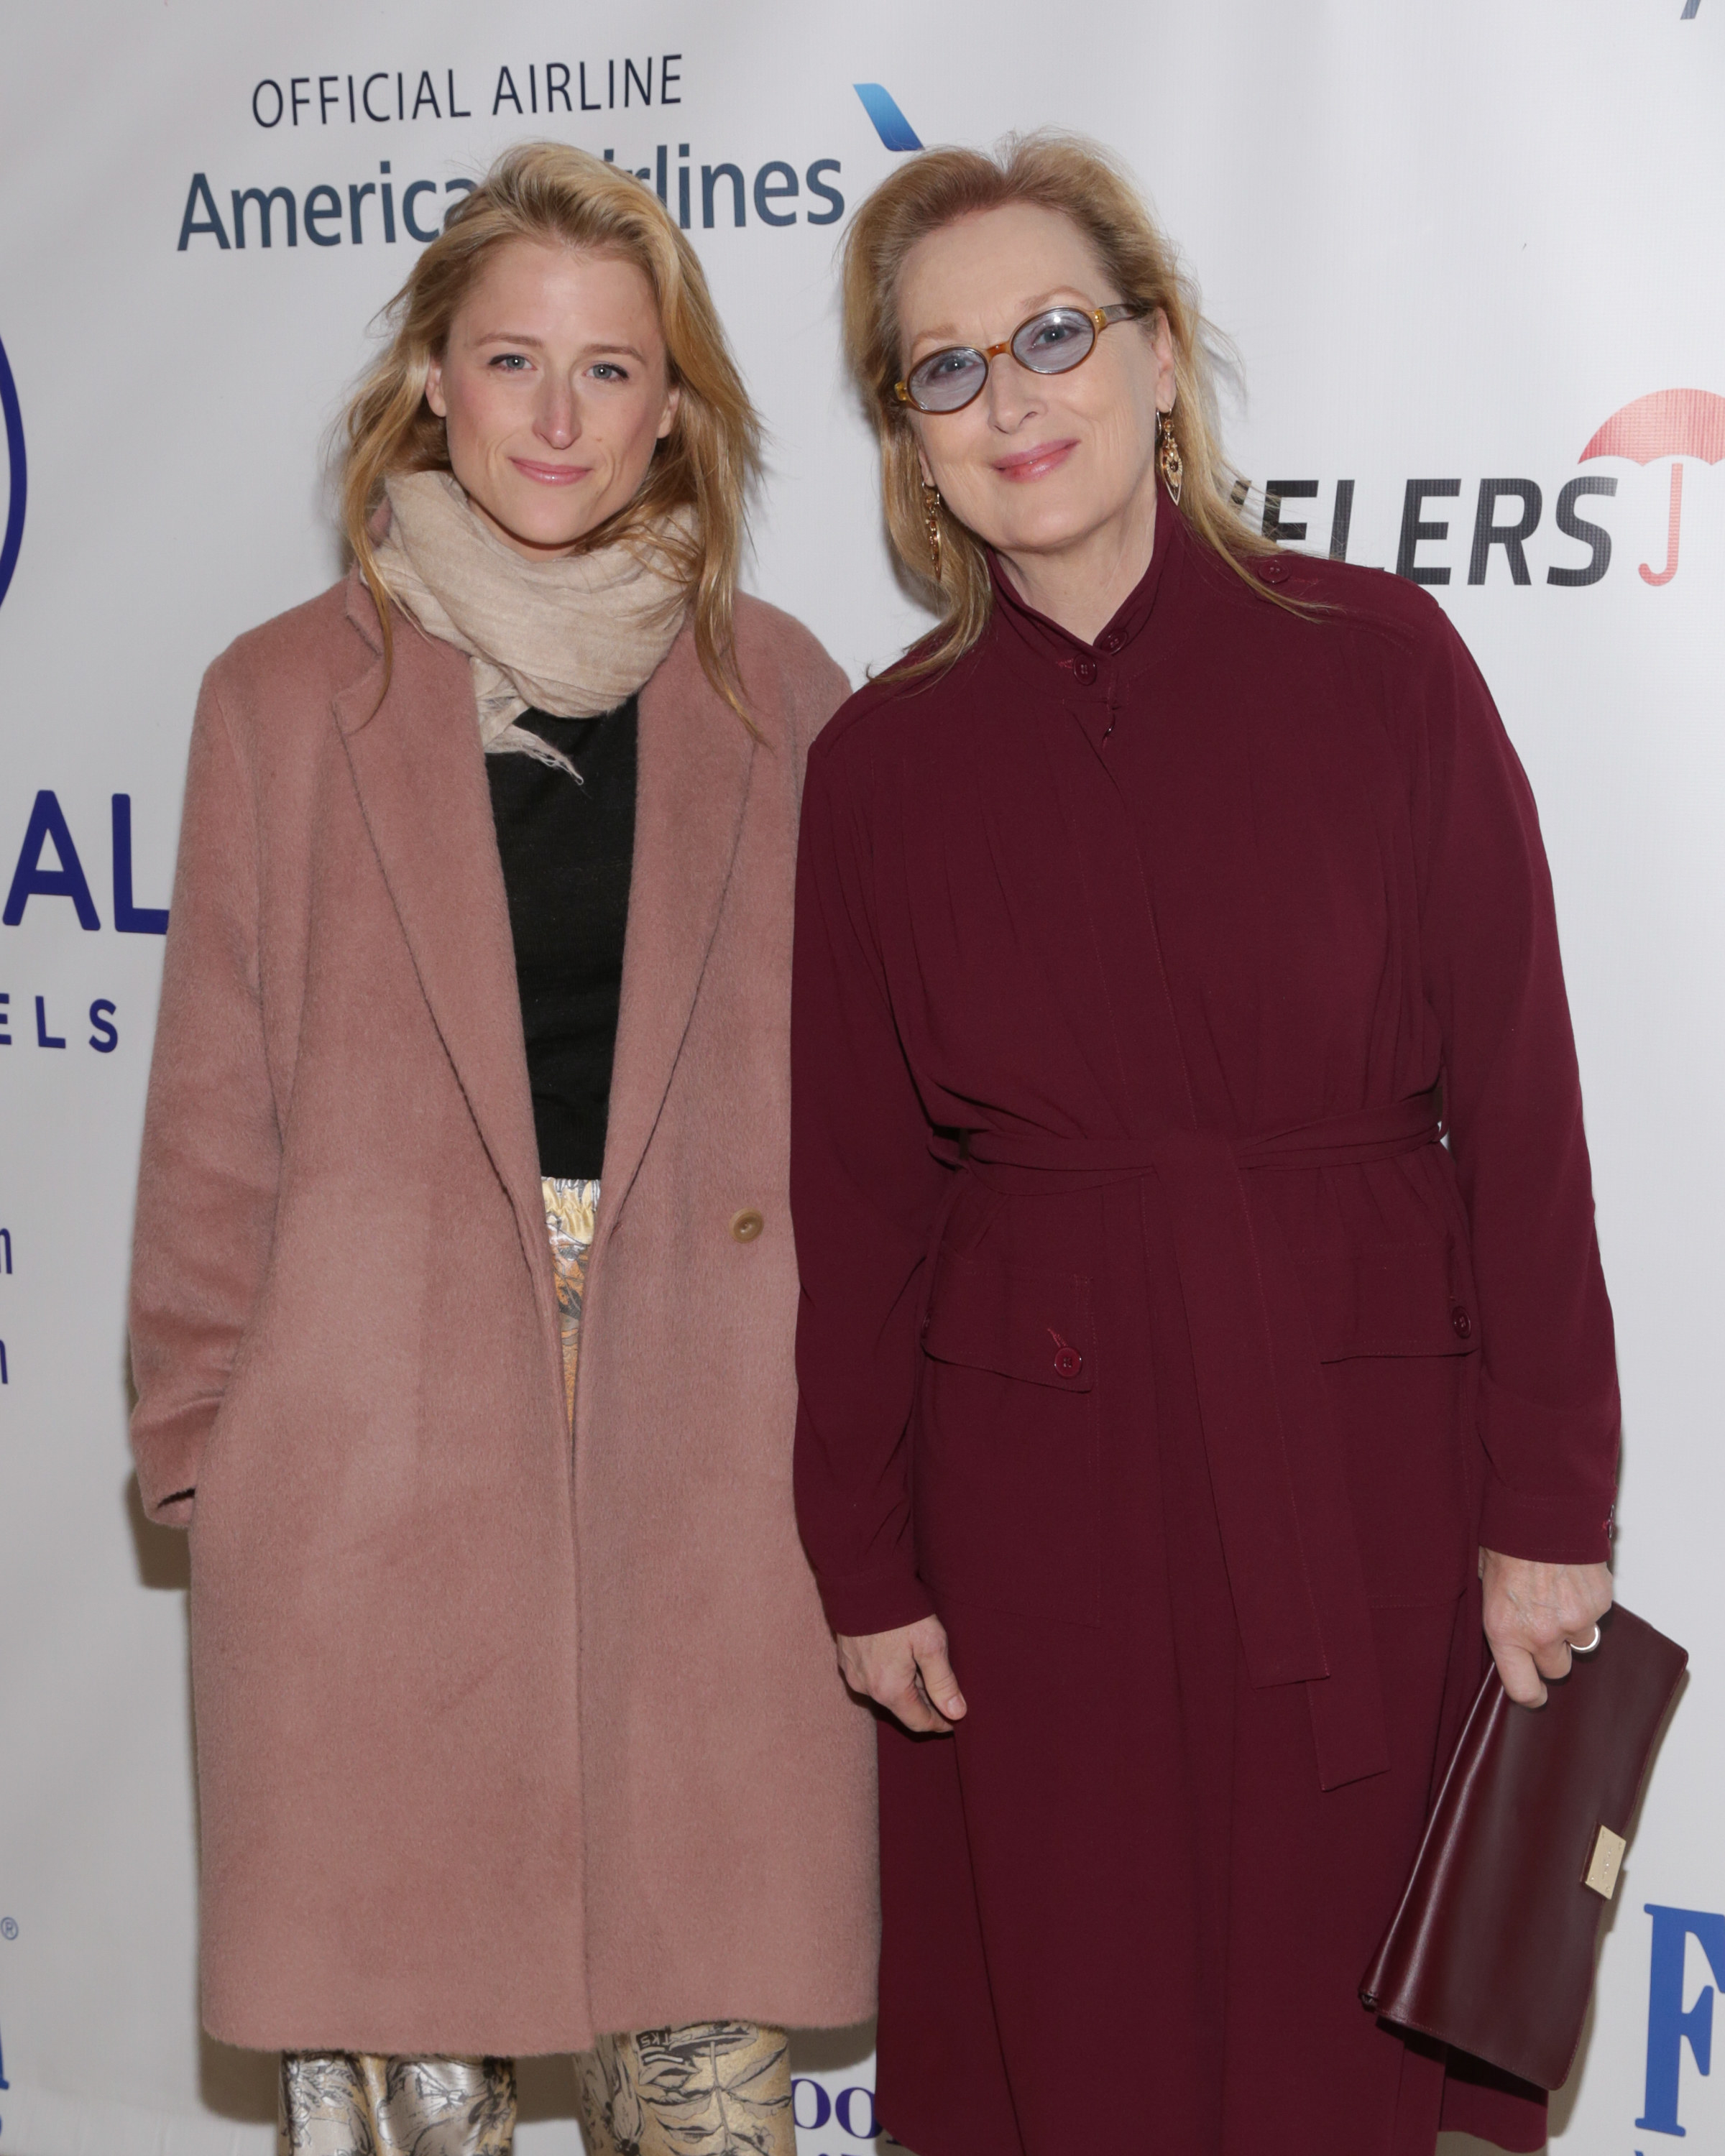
[1583, 1823, 1627, 1900]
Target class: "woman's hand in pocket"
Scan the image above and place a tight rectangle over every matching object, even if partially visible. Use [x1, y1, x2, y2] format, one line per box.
[837, 1616, 968, 1734]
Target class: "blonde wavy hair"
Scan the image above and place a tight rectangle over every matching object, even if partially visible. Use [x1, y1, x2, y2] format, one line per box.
[842, 131, 1282, 674]
[341, 140, 761, 716]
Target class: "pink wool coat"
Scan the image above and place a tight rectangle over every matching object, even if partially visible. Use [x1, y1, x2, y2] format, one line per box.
[128, 568, 875, 2054]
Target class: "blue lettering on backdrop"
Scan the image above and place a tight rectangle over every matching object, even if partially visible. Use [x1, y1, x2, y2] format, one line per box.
[792, 2081, 831, 2130]
[4, 792, 101, 931]
[1638, 1904, 1725, 2135]
[181, 159, 834, 243]
[0, 330, 24, 617]
[0, 331, 24, 613]
[834, 2087, 877, 2139]
[789, 2079, 878, 2144]
[1, 793, 168, 934]
[178, 172, 231, 250]
[0, 988, 117, 1051]
[231, 185, 298, 249]
[753, 160, 799, 227]
[401, 179, 442, 242]
[182, 170, 477, 249]
[112, 796, 170, 934]
[247, 60, 702, 126]
[806, 159, 845, 225]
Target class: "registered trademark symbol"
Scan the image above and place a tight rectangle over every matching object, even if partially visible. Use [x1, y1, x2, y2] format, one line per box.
[0, 1917, 16, 1939]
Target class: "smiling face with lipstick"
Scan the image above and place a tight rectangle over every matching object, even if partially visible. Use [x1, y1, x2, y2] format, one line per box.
[896, 199, 1177, 642]
[425, 237, 681, 558]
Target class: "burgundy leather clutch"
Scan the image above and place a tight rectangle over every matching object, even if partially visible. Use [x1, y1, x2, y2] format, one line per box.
[1360, 1602, 1688, 2090]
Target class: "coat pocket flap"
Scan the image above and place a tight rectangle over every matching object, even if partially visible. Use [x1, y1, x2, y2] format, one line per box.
[924, 1253, 1096, 1391]
[1293, 1239, 1480, 1363]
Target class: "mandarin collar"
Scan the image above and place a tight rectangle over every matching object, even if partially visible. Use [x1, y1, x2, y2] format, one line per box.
[985, 479, 1187, 681]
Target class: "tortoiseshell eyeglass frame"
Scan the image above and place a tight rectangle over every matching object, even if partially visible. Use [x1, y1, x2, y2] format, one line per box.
[893, 301, 1151, 415]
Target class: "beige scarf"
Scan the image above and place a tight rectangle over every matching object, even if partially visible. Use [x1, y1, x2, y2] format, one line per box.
[375, 471, 690, 770]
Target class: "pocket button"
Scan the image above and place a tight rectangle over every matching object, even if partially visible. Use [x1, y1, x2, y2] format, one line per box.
[1053, 1343, 1083, 1379]
[1450, 1304, 1473, 1340]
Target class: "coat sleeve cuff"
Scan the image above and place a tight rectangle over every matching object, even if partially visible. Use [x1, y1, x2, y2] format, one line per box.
[1476, 1374, 1618, 1563]
[1478, 1476, 1614, 1565]
[129, 1396, 214, 1529]
[814, 1565, 939, 1638]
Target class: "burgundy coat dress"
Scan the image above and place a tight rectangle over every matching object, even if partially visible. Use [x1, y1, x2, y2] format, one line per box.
[789, 496, 1619, 2156]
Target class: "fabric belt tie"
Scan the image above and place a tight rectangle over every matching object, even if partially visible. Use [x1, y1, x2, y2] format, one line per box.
[939, 1085, 1444, 1792]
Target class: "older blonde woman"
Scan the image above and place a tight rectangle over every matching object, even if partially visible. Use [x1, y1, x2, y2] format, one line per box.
[791, 135, 1617, 2156]
[129, 142, 873, 2156]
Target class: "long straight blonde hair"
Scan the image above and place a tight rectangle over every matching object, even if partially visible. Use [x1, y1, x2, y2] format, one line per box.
[341, 140, 762, 716]
[841, 132, 1282, 673]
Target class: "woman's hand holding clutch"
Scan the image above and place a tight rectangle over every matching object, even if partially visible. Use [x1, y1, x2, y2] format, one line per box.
[1482, 1549, 1615, 1708]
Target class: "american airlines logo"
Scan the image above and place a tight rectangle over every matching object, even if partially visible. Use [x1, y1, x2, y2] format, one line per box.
[173, 75, 929, 257]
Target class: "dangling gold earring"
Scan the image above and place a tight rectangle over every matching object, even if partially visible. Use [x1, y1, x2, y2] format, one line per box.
[1157, 407, 1184, 507]
[922, 482, 943, 580]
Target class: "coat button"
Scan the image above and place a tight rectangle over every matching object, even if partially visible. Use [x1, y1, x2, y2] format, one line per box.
[1098, 630, 1123, 653]
[1450, 1304, 1473, 1340]
[1053, 1343, 1083, 1379]
[1074, 656, 1098, 685]
[1257, 556, 1289, 584]
[730, 1208, 765, 1244]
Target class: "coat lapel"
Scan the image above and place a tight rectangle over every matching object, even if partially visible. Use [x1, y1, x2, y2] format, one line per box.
[332, 572, 553, 1319]
[599, 621, 754, 1230]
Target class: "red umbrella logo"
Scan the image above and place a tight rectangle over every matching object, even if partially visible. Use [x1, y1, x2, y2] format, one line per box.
[1580, 387, 1725, 586]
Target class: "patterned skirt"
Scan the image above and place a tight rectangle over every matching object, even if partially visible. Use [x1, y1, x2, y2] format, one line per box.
[278, 1179, 795, 2156]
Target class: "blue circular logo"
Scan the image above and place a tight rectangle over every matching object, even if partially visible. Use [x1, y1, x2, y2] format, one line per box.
[0, 333, 26, 611]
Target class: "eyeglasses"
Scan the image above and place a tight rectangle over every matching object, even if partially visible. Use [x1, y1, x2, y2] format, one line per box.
[894, 302, 1150, 415]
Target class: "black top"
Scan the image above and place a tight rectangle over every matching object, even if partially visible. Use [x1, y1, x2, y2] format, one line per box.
[486, 699, 638, 1181]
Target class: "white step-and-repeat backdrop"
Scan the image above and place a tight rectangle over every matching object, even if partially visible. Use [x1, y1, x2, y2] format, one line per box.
[1, 2, 1721, 2150]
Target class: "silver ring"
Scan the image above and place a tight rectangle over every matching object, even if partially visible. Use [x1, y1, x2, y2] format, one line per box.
[1571, 1625, 1603, 1655]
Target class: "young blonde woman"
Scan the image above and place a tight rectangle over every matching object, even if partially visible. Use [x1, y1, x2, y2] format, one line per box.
[791, 135, 1617, 2156]
[129, 142, 874, 2156]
